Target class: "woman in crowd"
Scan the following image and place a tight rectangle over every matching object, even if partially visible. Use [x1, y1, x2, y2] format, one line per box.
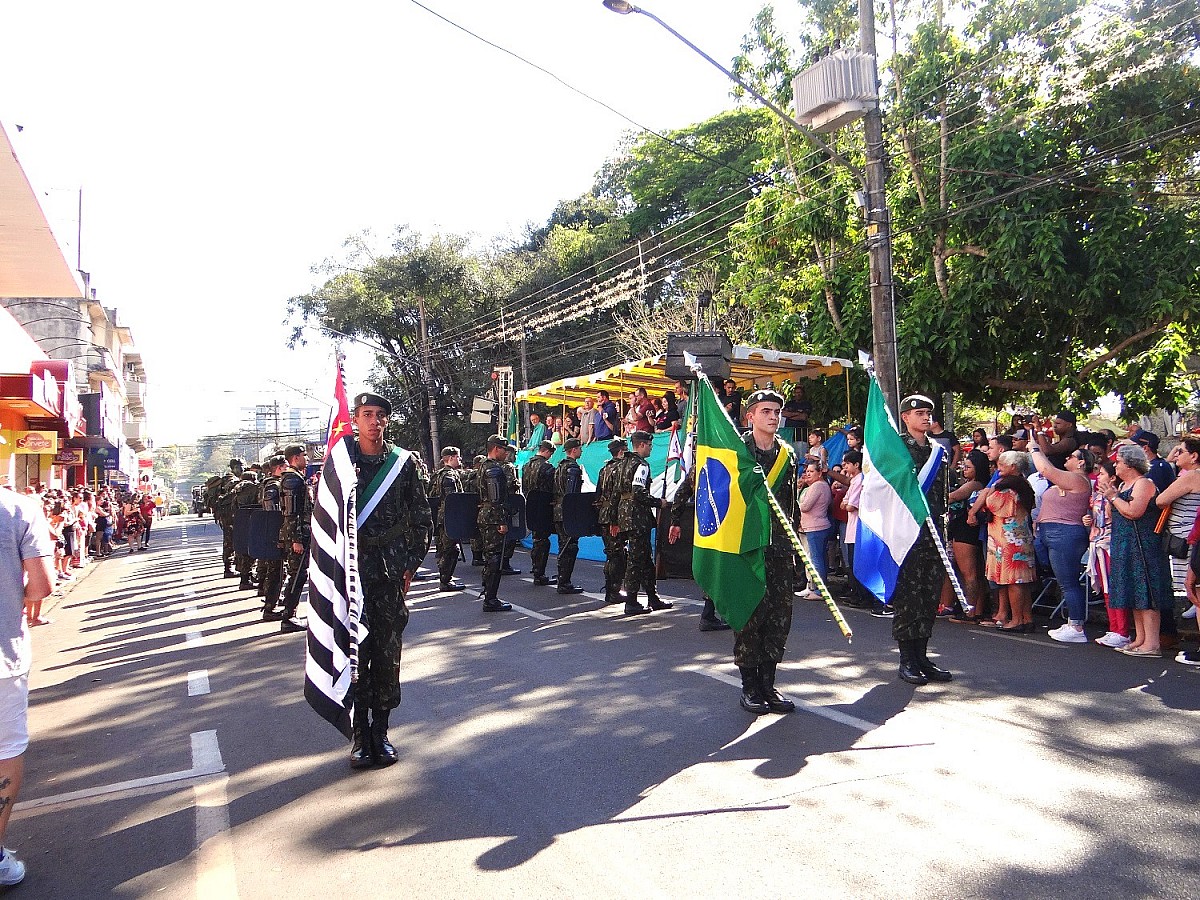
[971, 428, 990, 452]
[1156, 435, 1200, 603]
[121, 492, 143, 554]
[93, 489, 114, 557]
[654, 391, 680, 432]
[1029, 440, 1095, 643]
[981, 450, 1037, 631]
[945, 449, 990, 621]
[807, 429, 828, 472]
[1084, 460, 1127, 648]
[1106, 445, 1171, 656]
[797, 461, 833, 600]
[138, 491, 156, 549]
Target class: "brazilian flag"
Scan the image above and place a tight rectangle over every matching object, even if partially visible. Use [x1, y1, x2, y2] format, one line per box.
[692, 379, 770, 631]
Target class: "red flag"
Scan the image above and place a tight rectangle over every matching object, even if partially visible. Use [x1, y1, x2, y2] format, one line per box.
[325, 356, 352, 459]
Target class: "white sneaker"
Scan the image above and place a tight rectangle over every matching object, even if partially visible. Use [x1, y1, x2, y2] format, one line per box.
[0, 848, 26, 885]
[1048, 624, 1087, 643]
[1095, 631, 1131, 649]
[1183, 606, 1198, 620]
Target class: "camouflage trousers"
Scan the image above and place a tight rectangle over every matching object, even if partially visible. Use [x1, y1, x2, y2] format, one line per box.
[220, 523, 234, 568]
[530, 530, 552, 578]
[235, 551, 256, 578]
[280, 546, 306, 616]
[621, 528, 657, 602]
[555, 524, 578, 585]
[353, 579, 410, 712]
[602, 530, 627, 597]
[891, 529, 942, 642]
[734, 547, 794, 667]
[435, 526, 459, 584]
[260, 558, 283, 607]
[480, 525, 507, 600]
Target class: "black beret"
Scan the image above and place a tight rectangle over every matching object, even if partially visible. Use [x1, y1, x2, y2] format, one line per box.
[353, 392, 392, 416]
[608, 438, 626, 456]
[900, 394, 935, 412]
[440, 446, 460, 458]
[485, 434, 508, 449]
[282, 444, 306, 459]
[744, 389, 784, 410]
[538, 440, 555, 453]
[564, 438, 582, 451]
[629, 430, 653, 445]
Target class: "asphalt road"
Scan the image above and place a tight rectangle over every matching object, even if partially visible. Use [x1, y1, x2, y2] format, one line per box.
[12, 515, 1200, 899]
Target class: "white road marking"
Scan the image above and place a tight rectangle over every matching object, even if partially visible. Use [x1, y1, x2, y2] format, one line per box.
[508, 604, 554, 621]
[185, 630, 205, 647]
[188, 670, 211, 696]
[684, 666, 878, 733]
[190, 731, 236, 898]
[18, 729, 226, 813]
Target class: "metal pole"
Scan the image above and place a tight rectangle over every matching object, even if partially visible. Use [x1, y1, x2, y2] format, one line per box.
[418, 296, 440, 467]
[859, 0, 900, 417]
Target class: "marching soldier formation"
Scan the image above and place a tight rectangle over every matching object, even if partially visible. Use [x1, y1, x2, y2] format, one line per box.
[220, 378, 967, 772]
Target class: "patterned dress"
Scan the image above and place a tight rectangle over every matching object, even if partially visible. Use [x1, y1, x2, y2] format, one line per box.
[1109, 478, 1172, 611]
[985, 489, 1036, 585]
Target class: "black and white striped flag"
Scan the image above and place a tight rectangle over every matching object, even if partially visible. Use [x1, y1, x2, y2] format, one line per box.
[303, 358, 364, 739]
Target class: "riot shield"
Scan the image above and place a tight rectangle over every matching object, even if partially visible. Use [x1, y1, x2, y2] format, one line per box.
[525, 489, 554, 535]
[504, 494, 527, 542]
[232, 508, 253, 555]
[249, 509, 283, 561]
[562, 492, 600, 538]
[443, 492, 479, 541]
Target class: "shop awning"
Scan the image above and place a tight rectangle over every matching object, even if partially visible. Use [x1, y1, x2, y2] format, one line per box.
[515, 344, 854, 407]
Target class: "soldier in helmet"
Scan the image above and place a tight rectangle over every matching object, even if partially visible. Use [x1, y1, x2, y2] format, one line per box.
[500, 441, 522, 576]
[233, 466, 261, 591]
[609, 430, 671, 616]
[256, 455, 287, 616]
[595, 438, 627, 605]
[522, 441, 556, 586]
[476, 435, 518, 612]
[553, 438, 586, 594]
[429, 446, 467, 592]
[209, 458, 245, 578]
[275, 444, 311, 632]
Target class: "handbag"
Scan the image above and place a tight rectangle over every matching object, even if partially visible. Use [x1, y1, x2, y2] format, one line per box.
[1154, 503, 1190, 559]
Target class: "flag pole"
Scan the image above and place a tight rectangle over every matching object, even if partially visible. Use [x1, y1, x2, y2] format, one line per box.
[687, 355, 853, 643]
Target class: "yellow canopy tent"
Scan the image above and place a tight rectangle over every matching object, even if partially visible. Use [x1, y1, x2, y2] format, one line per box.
[514, 344, 855, 411]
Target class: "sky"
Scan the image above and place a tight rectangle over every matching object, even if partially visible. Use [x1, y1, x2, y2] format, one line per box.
[0, 0, 809, 446]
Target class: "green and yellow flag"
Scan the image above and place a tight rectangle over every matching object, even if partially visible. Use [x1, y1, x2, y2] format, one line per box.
[692, 378, 771, 631]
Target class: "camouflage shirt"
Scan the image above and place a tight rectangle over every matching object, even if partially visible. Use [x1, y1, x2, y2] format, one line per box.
[476, 457, 519, 527]
[354, 440, 432, 581]
[278, 467, 311, 544]
[428, 464, 464, 527]
[902, 431, 947, 519]
[595, 457, 622, 526]
[614, 453, 658, 533]
[553, 456, 583, 523]
[521, 455, 555, 496]
[742, 432, 797, 551]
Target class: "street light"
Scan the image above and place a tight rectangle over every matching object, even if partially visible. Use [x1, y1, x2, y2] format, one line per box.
[601, 0, 900, 414]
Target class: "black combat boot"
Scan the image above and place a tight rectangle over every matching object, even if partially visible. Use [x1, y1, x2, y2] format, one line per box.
[898, 640, 930, 685]
[238, 574, 253, 591]
[647, 592, 673, 611]
[556, 581, 585, 595]
[349, 707, 374, 769]
[223, 565, 238, 579]
[916, 638, 953, 682]
[532, 574, 553, 586]
[759, 662, 796, 713]
[371, 710, 398, 767]
[439, 578, 466, 591]
[698, 597, 731, 631]
[738, 666, 770, 714]
[262, 604, 284, 621]
[481, 592, 512, 612]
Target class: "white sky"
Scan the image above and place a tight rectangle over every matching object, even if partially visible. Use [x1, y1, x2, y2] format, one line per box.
[0, 0, 807, 445]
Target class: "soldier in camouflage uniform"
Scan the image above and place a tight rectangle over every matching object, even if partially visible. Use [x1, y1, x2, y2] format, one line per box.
[476, 435, 518, 612]
[553, 438, 586, 594]
[891, 394, 954, 686]
[275, 444, 310, 632]
[345, 393, 432, 769]
[609, 430, 671, 616]
[522, 441, 556, 586]
[465, 455, 484, 567]
[429, 446, 467, 592]
[668, 466, 730, 632]
[501, 442, 522, 575]
[734, 389, 798, 715]
[232, 468, 261, 590]
[256, 455, 287, 615]
[208, 459, 244, 578]
[595, 438, 627, 605]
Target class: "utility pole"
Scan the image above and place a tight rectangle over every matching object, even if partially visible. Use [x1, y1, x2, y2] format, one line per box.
[859, 0, 900, 415]
[518, 329, 530, 440]
[418, 296, 440, 467]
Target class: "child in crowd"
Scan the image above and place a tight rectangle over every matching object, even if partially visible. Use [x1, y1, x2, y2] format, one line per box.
[1085, 460, 1128, 648]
